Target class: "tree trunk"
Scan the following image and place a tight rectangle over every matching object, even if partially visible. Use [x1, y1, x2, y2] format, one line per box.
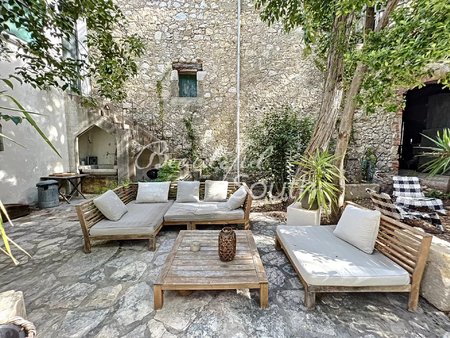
[334, 62, 368, 205]
[305, 14, 352, 154]
[329, 1, 400, 222]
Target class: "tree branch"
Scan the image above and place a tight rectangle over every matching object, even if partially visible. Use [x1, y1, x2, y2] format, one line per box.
[375, 0, 400, 32]
[365, 7, 375, 34]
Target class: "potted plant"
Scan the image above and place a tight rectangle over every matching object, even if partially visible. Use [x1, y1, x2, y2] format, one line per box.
[287, 150, 340, 226]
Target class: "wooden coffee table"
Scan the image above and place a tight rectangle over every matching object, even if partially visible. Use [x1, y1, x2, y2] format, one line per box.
[154, 230, 269, 309]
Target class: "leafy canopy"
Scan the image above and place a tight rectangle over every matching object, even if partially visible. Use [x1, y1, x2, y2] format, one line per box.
[255, 0, 450, 113]
[0, 0, 144, 101]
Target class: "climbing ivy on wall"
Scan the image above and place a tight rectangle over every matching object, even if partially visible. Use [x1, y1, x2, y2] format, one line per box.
[155, 68, 171, 139]
[183, 112, 199, 164]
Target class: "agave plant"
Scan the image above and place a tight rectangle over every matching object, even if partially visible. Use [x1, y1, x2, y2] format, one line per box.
[0, 201, 31, 265]
[0, 78, 61, 156]
[420, 129, 450, 176]
[294, 150, 341, 212]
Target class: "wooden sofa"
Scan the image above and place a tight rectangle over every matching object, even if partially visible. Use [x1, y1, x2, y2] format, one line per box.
[76, 182, 252, 253]
[275, 201, 432, 311]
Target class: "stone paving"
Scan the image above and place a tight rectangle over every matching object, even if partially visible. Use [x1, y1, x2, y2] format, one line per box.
[1, 202, 450, 338]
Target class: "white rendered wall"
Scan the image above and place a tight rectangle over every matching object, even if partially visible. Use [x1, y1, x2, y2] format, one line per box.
[0, 53, 71, 204]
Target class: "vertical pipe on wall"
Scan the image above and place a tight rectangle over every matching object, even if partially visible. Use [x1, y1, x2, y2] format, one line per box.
[236, 0, 241, 182]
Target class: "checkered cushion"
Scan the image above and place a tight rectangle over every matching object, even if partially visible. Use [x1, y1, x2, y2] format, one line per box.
[392, 176, 425, 198]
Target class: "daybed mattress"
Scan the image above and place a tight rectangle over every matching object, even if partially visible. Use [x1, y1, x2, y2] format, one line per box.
[276, 225, 410, 287]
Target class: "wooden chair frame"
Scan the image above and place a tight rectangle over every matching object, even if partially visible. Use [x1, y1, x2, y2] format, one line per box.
[76, 182, 252, 253]
[275, 201, 432, 311]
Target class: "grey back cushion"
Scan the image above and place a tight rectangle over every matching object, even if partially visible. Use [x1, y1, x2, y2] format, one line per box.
[333, 204, 381, 254]
[226, 186, 248, 210]
[136, 182, 170, 203]
[204, 180, 229, 202]
[176, 181, 200, 202]
[93, 190, 128, 221]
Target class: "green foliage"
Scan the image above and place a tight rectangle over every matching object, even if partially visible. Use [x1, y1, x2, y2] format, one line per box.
[0, 201, 31, 265]
[245, 107, 314, 191]
[420, 129, 450, 175]
[255, 0, 336, 68]
[295, 150, 341, 211]
[202, 156, 230, 180]
[255, 0, 450, 114]
[359, 0, 450, 113]
[425, 189, 450, 200]
[156, 69, 171, 138]
[183, 113, 199, 163]
[154, 160, 182, 182]
[0, 0, 144, 101]
[361, 147, 377, 182]
[0, 78, 61, 156]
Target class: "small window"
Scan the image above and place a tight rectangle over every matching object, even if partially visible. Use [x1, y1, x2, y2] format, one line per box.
[62, 28, 81, 92]
[172, 62, 202, 98]
[5, 4, 34, 43]
[179, 73, 197, 97]
[0, 124, 4, 151]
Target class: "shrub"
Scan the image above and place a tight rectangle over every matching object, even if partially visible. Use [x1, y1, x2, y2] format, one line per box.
[245, 107, 314, 192]
[155, 160, 182, 182]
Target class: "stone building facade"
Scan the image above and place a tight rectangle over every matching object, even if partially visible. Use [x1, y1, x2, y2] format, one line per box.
[115, 0, 323, 166]
[113, 0, 405, 183]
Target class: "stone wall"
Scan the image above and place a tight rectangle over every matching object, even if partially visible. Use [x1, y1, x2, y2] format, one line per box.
[346, 109, 401, 187]
[115, 0, 323, 168]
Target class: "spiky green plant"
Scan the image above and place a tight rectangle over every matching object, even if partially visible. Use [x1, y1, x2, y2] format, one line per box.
[420, 129, 450, 176]
[0, 201, 31, 265]
[295, 150, 341, 212]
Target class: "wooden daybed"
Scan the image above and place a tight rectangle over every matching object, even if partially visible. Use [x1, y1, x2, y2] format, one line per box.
[275, 202, 432, 311]
[76, 182, 252, 253]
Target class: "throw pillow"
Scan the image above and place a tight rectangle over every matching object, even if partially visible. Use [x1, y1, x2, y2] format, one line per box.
[136, 182, 170, 203]
[204, 180, 229, 202]
[93, 190, 128, 221]
[226, 186, 248, 210]
[333, 204, 381, 254]
[176, 181, 200, 202]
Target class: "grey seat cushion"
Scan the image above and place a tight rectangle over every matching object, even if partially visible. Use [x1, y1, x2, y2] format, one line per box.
[90, 200, 174, 236]
[277, 225, 410, 287]
[164, 201, 244, 222]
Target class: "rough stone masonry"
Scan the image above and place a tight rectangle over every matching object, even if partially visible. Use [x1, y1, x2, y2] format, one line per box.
[115, 0, 399, 181]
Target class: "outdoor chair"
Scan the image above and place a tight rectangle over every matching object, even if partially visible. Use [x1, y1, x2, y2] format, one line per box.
[392, 176, 446, 232]
[366, 188, 444, 232]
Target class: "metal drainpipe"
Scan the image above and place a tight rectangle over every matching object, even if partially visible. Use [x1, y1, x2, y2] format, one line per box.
[236, 0, 241, 182]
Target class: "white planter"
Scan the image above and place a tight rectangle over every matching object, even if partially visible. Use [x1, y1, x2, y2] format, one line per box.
[286, 202, 321, 226]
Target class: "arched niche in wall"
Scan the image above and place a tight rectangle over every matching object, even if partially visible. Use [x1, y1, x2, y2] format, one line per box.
[75, 123, 119, 172]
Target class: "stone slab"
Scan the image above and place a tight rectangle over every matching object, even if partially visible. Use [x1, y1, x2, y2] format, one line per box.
[0, 204, 450, 337]
[0, 290, 26, 323]
[421, 235, 450, 311]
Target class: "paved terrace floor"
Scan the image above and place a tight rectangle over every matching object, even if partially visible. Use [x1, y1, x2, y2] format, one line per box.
[1, 202, 450, 338]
